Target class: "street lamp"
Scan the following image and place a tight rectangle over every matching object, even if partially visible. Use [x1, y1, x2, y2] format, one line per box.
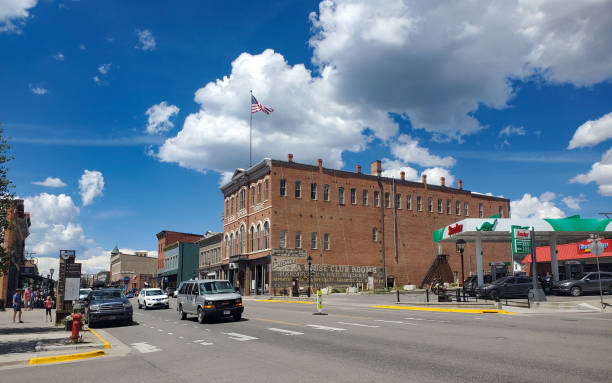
[456, 239, 466, 302]
[307, 255, 312, 298]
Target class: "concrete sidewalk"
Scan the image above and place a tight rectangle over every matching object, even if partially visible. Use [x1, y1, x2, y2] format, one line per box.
[0, 307, 106, 369]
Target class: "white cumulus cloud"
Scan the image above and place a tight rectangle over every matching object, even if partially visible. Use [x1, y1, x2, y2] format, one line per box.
[53, 52, 64, 61]
[570, 146, 612, 196]
[510, 193, 566, 219]
[381, 159, 455, 187]
[98, 63, 111, 75]
[29, 84, 47, 95]
[0, 0, 37, 33]
[390, 135, 455, 168]
[32, 177, 66, 188]
[562, 194, 586, 210]
[136, 29, 156, 51]
[79, 170, 104, 206]
[309, 0, 612, 139]
[568, 112, 612, 149]
[145, 101, 179, 134]
[156, 49, 397, 173]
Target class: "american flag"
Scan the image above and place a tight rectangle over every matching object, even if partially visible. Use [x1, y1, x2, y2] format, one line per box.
[251, 94, 274, 115]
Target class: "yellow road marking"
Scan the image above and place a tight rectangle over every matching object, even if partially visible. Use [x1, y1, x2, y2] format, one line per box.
[371, 305, 515, 314]
[29, 350, 105, 365]
[88, 329, 111, 349]
[255, 299, 314, 304]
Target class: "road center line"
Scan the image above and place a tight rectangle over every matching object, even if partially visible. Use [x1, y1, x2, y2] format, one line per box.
[337, 322, 379, 328]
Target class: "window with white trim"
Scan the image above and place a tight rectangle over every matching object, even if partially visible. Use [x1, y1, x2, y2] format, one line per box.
[323, 233, 330, 250]
[295, 231, 301, 248]
[280, 179, 286, 197]
[311, 232, 317, 249]
[280, 230, 287, 248]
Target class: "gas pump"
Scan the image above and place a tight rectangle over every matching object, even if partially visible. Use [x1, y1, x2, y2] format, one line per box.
[490, 262, 509, 282]
[564, 261, 584, 280]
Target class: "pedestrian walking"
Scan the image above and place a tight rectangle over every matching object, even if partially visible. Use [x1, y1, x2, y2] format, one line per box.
[12, 289, 23, 323]
[44, 296, 54, 323]
[30, 290, 35, 310]
[24, 287, 31, 311]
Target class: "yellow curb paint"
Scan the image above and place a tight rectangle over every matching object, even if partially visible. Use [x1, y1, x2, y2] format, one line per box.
[370, 305, 515, 314]
[29, 350, 105, 365]
[255, 299, 314, 304]
[88, 329, 111, 349]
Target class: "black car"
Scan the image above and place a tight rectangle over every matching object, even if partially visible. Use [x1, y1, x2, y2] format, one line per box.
[83, 288, 133, 327]
[463, 275, 493, 296]
[475, 276, 535, 299]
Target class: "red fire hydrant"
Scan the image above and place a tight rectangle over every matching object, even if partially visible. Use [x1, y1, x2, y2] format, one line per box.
[71, 313, 82, 343]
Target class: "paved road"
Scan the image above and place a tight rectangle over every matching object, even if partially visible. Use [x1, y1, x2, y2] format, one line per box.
[7, 297, 612, 382]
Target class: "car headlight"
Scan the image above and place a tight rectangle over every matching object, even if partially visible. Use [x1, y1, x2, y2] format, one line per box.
[90, 304, 100, 311]
[124, 302, 132, 309]
[560, 282, 572, 286]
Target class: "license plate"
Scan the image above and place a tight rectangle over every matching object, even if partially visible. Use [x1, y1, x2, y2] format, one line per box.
[223, 310, 230, 315]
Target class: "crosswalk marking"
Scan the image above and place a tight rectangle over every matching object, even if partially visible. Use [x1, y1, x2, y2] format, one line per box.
[193, 339, 214, 346]
[306, 324, 346, 332]
[268, 328, 304, 336]
[374, 320, 416, 325]
[337, 322, 379, 328]
[224, 332, 259, 341]
[131, 342, 161, 353]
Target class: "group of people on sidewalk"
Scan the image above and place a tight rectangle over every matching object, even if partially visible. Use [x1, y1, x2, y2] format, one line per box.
[11, 288, 55, 323]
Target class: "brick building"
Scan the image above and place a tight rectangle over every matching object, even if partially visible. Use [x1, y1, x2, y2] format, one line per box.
[198, 232, 223, 279]
[0, 199, 31, 307]
[109, 246, 157, 290]
[155, 230, 203, 272]
[220, 155, 511, 295]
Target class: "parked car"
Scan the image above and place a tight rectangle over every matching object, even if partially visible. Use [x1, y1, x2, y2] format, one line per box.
[138, 288, 169, 310]
[463, 275, 493, 296]
[475, 276, 534, 299]
[552, 272, 612, 297]
[79, 288, 92, 301]
[83, 288, 133, 327]
[176, 279, 243, 323]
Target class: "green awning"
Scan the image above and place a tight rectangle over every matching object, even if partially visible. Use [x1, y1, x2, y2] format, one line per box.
[544, 216, 612, 232]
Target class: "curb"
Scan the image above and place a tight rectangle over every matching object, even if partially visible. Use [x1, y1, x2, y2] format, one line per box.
[29, 350, 105, 365]
[370, 305, 515, 314]
[88, 329, 111, 349]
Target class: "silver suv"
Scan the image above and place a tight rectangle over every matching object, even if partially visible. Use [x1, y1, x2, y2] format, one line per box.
[176, 279, 243, 323]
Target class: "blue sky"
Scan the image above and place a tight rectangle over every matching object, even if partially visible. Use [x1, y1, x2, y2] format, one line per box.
[1, 1, 611, 276]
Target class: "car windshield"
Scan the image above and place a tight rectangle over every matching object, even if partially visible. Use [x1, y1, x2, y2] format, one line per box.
[90, 290, 124, 300]
[146, 289, 164, 296]
[199, 281, 235, 294]
[79, 289, 91, 295]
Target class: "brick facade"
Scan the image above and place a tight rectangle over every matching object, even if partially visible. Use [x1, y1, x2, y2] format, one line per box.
[156, 231, 203, 271]
[221, 157, 511, 294]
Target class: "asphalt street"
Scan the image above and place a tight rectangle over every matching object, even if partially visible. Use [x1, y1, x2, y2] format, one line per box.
[6, 296, 612, 383]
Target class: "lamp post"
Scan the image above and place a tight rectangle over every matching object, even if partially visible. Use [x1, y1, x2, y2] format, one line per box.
[307, 255, 312, 298]
[456, 239, 466, 302]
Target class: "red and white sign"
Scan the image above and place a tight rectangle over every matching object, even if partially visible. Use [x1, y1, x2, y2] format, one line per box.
[578, 239, 611, 254]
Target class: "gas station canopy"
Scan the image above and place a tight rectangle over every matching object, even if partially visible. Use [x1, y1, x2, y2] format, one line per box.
[431, 215, 612, 284]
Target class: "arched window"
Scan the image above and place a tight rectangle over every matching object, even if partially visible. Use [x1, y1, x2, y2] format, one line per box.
[257, 224, 261, 251]
[229, 233, 234, 257]
[240, 225, 245, 254]
[250, 226, 254, 252]
[225, 235, 229, 258]
[264, 221, 270, 249]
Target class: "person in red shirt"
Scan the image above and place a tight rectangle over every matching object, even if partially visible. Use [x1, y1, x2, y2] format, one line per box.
[24, 288, 31, 311]
[44, 296, 54, 323]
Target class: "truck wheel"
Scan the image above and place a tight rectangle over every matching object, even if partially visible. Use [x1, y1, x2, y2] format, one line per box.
[197, 308, 205, 324]
[179, 305, 187, 320]
[233, 313, 242, 321]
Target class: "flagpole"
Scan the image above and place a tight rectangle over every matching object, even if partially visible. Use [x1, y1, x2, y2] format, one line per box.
[249, 90, 253, 167]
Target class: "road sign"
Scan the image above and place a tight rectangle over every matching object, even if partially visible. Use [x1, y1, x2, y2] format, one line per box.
[590, 240, 604, 256]
[511, 225, 532, 254]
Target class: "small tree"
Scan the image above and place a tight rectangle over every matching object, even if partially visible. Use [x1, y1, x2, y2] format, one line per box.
[0, 125, 14, 275]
